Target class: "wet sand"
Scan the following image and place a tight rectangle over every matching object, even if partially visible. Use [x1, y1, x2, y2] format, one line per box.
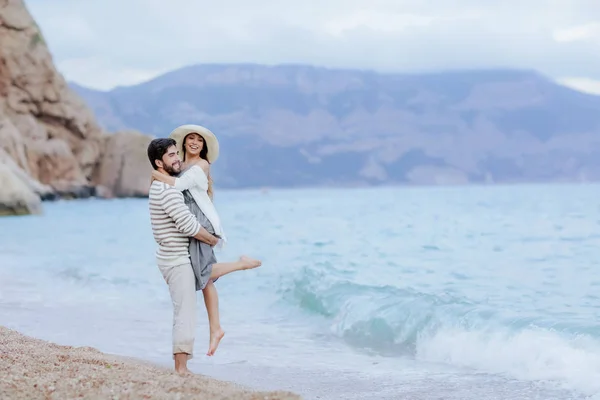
[0, 326, 301, 399]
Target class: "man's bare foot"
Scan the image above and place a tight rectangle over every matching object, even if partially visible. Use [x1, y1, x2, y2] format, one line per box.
[239, 256, 261, 270]
[175, 366, 193, 376]
[207, 328, 225, 356]
[174, 353, 192, 375]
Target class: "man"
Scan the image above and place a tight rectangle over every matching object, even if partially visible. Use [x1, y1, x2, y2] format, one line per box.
[147, 138, 261, 374]
[147, 137, 219, 374]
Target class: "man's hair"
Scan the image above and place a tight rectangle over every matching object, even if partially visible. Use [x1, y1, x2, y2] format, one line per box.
[147, 138, 177, 170]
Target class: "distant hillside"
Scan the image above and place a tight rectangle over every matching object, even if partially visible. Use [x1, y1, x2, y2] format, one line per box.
[71, 64, 600, 188]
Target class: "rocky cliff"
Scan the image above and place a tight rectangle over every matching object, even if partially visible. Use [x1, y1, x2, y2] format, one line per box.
[0, 0, 152, 216]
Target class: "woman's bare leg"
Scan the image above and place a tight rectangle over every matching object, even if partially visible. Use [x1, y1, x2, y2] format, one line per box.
[202, 281, 224, 356]
[210, 256, 261, 280]
[201, 256, 261, 356]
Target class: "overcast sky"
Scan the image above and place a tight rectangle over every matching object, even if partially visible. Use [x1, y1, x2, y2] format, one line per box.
[25, 0, 600, 93]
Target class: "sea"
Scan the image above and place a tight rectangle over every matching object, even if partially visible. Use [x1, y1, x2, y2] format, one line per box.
[2, 183, 600, 400]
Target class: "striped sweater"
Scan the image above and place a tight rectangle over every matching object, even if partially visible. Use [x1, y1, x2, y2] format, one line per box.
[149, 181, 201, 265]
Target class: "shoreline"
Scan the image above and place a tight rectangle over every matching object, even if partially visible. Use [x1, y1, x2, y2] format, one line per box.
[0, 326, 301, 400]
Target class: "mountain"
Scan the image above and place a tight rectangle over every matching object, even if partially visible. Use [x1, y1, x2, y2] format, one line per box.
[71, 64, 600, 189]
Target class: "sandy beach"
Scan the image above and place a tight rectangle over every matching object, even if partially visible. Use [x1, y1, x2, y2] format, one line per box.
[0, 326, 301, 400]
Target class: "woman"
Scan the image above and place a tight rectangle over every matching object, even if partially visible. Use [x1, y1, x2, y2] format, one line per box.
[151, 124, 261, 357]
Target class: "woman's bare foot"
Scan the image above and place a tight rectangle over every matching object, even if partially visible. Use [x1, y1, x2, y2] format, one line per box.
[207, 328, 225, 356]
[239, 256, 261, 270]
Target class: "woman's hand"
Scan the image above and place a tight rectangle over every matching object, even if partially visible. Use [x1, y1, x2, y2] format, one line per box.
[150, 170, 158, 184]
[151, 170, 177, 186]
[152, 170, 167, 181]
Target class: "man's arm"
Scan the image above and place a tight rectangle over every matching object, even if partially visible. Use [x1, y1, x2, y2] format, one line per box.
[161, 188, 218, 246]
[192, 225, 219, 246]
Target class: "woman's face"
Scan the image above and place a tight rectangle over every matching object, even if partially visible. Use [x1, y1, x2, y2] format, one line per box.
[184, 133, 204, 157]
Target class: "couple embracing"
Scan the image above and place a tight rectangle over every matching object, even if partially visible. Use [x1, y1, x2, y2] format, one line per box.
[147, 124, 261, 375]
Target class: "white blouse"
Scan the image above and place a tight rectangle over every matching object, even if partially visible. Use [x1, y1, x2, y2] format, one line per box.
[174, 165, 226, 245]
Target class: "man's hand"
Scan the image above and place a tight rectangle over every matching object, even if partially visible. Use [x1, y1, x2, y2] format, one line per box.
[193, 226, 219, 246]
[208, 235, 219, 247]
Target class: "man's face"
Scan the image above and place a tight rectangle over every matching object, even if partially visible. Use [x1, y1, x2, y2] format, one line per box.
[157, 145, 182, 175]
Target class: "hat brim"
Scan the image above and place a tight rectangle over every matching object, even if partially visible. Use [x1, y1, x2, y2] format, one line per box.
[168, 124, 219, 163]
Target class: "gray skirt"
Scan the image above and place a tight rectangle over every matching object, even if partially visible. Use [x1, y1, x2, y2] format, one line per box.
[182, 189, 219, 291]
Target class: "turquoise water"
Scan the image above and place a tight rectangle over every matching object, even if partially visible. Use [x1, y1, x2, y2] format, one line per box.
[2, 184, 600, 399]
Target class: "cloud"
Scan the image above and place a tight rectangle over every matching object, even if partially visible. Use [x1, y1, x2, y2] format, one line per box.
[553, 23, 600, 42]
[56, 57, 173, 90]
[556, 77, 600, 95]
[23, 0, 600, 91]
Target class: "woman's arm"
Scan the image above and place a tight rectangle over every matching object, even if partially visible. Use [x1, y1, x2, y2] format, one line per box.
[150, 164, 208, 191]
[175, 165, 207, 191]
[151, 170, 176, 186]
[196, 159, 210, 176]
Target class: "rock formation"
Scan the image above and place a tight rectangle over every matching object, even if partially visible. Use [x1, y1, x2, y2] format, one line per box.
[0, 147, 44, 216]
[0, 0, 152, 216]
[93, 130, 153, 198]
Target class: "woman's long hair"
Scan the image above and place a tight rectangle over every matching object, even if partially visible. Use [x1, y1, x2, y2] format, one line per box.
[182, 135, 214, 200]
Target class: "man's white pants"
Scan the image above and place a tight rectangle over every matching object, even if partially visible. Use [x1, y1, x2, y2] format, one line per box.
[158, 261, 196, 359]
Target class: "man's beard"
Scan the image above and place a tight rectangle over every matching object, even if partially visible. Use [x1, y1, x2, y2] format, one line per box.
[163, 163, 181, 176]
